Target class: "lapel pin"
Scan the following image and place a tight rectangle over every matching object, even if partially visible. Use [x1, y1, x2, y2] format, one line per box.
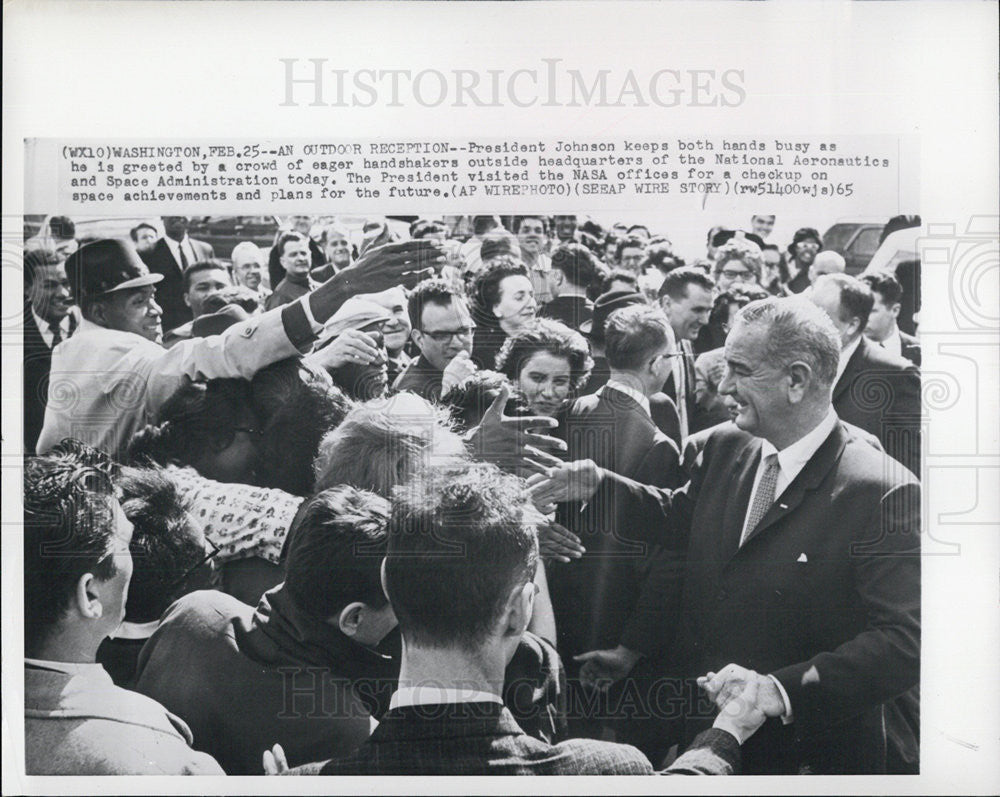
[797, 553, 808, 563]
[779, 503, 788, 509]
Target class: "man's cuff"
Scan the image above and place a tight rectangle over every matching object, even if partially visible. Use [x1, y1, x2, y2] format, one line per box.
[768, 673, 794, 724]
[280, 299, 320, 351]
[299, 295, 326, 335]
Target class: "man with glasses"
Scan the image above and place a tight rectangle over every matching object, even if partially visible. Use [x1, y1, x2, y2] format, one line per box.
[393, 278, 477, 402]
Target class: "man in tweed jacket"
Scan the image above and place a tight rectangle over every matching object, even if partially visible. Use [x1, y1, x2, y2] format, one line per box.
[288, 463, 764, 776]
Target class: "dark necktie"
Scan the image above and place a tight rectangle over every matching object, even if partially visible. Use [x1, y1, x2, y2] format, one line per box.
[49, 321, 63, 348]
[178, 242, 189, 271]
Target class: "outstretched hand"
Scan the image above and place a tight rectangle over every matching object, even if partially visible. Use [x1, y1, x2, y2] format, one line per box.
[334, 238, 446, 295]
[573, 645, 642, 691]
[528, 459, 604, 511]
[465, 384, 567, 474]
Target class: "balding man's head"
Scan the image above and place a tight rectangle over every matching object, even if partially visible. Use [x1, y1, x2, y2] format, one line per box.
[720, 297, 841, 446]
[809, 273, 874, 347]
[808, 250, 846, 284]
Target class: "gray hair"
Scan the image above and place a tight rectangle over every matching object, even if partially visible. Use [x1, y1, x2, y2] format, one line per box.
[312, 393, 467, 497]
[734, 297, 840, 388]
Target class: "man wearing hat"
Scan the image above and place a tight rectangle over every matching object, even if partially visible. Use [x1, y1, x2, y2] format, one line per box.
[785, 227, 823, 294]
[37, 237, 445, 458]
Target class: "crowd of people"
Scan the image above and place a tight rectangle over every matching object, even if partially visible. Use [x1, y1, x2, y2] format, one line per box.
[22, 211, 921, 776]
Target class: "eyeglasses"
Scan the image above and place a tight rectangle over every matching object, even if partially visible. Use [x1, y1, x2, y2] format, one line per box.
[649, 351, 684, 367]
[166, 538, 221, 592]
[419, 325, 476, 343]
[721, 269, 752, 280]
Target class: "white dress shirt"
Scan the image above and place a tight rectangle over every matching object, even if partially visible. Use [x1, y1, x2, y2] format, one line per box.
[164, 235, 200, 271]
[740, 408, 839, 544]
[31, 307, 78, 349]
[835, 335, 863, 385]
[601, 379, 651, 417]
[880, 327, 902, 359]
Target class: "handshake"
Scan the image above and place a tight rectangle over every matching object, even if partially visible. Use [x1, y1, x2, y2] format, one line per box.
[697, 663, 788, 745]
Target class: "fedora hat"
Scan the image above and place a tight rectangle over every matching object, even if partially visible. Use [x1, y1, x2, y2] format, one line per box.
[64, 239, 162, 301]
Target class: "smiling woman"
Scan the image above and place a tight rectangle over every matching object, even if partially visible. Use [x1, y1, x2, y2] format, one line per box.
[496, 318, 593, 418]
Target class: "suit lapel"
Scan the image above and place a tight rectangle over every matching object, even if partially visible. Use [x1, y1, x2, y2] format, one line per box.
[833, 338, 868, 402]
[738, 424, 849, 550]
[720, 437, 762, 559]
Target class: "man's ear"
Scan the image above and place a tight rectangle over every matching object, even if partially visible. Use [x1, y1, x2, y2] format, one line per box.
[74, 573, 104, 621]
[88, 299, 109, 327]
[380, 558, 390, 604]
[337, 602, 366, 638]
[890, 303, 901, 320]
[501, 581, 535, 639]
[786, 362, 812, 404]
[410, 328, 424, 349]
[183, 292, 192, 309]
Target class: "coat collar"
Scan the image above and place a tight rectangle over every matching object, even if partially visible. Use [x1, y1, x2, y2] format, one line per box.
[733, 422, 850, 553]
[833, 336, 870, 400]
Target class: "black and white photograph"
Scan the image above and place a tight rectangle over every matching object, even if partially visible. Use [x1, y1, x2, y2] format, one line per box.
[3, 2, 998, 794]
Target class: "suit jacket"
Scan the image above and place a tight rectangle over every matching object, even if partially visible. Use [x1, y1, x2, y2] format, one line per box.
[609, 421, 920, 774]
[539, 294, 593, 331]
[550, 387, 682, 663]
[23, 306, 77, 454]
[392, 354, 444, 401]
[25, 662, 222, 775]
[899, 330, 921, 367]
[292, 701, 742, 775]
[140, 237, 214, 332]
[833, 336, 921, 476]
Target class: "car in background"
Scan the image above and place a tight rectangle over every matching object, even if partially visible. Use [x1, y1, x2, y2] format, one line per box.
[24, 215, 162, 246]
[187, 215, 282, 260]
[821, 221, 886, 275]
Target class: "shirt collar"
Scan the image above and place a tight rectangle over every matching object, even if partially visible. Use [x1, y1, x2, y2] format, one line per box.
[107, 619, 160, 641]
[836, 335, 863, 383]
[24, 657, 108, 678]
[882, 327, 902, 357]
[602, 379, 651, 417]
[760, 407, 839, 480]
[389, 685, 502, 711]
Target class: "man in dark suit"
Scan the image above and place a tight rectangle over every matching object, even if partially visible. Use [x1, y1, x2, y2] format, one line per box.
[393, 279, 477, 401]
[23, 250, 78, 454]
[811, 273, 921, 476]
[550, 305, 682, 738]
[539, 242, 596, 330]
[289, 463, 765, 775]
[533, 296, 920, 774]
[139, 216, 214, 332]
[658, 267, 715, 438]
[861, 270, 921, 366]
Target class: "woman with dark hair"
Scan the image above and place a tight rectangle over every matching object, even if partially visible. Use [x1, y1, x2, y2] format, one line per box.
[127, 378, 261, 485]
[469, 256, 538, 369]
[127, 376, 307, 602]
[496, 318, 593, 419]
